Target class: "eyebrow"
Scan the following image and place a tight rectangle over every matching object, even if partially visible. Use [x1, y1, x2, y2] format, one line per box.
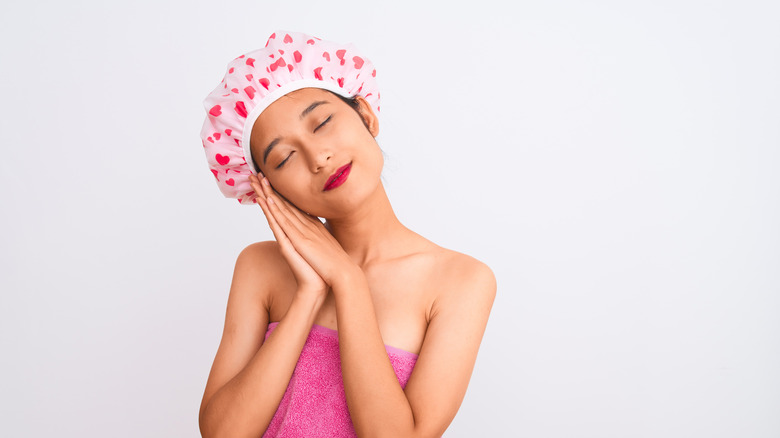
[262, 137, 281, 165]
[262, 100, 330, 164]
[300, 100, 328, 119]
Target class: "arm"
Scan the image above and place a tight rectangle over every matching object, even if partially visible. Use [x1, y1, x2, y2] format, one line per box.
[198, 242, 327, 438]
[334, 259, 496, 438]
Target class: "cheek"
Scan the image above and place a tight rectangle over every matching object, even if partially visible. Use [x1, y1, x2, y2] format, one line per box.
[363, 142, 384, 175]
[266, 174, 304, 203]
[273, 184, 310, 210]
[272, 178, 333, 217]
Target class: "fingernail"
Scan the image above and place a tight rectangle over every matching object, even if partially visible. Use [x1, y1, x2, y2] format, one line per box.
[263, 178, 270, 186]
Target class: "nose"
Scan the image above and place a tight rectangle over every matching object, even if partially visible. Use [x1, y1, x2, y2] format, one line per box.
[309, 144, 334, 173]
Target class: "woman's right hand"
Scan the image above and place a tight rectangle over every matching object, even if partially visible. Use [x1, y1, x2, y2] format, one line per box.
[249, 173, 329, 300]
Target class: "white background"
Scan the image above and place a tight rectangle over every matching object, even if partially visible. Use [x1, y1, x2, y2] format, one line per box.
[1, 1, 778, 437]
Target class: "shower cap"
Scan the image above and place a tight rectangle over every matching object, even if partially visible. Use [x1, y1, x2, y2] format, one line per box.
[200, 30, 381, 205]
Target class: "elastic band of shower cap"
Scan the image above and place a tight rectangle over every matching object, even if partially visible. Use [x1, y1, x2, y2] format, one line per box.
[200, 30, 381, 205]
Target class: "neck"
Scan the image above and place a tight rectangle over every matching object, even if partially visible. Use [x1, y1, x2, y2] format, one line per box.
[324, 182, 411, 266]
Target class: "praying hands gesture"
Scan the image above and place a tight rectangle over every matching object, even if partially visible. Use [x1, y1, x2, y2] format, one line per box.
[248, 173, 361, 298]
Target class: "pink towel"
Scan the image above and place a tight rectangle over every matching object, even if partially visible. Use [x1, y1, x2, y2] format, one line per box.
[262, 322, 418, 437]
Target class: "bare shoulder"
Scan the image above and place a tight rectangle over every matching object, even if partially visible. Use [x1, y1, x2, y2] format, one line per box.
[236, 240, 301, 280]
[238, 240, 281, 262]
[438, 248, 495, 285]
[426, 245, 497, 306]
[231, 241, 294, 304]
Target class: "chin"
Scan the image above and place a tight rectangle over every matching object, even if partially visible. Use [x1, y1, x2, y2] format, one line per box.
[318, 180, 382, 219]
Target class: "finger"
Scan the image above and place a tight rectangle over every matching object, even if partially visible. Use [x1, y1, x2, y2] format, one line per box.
[255, 195, 278, 234]
[260, 178, 293, 222]
[260, 176, 274, 199]
[249, 176, 266, 200]
[285, 199, 325, 229]
[260, 177, 295, 212]
[266, 194, 346, 279]
[267, 190, 327, 242]
[260, 179, 312, 237]
[265, 194, 310, 241]
[260, 177, 322, 228]
[257, 196, 294, 248]
[254, 186, 290, 241]
[259, 197, 315, 274]
[266, 195, 340, 258]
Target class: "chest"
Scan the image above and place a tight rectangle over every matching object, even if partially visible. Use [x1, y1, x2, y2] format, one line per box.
[269, 264, 436, 355]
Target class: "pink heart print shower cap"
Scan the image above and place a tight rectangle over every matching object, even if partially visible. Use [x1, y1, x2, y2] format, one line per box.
[200, 30, 381, 205]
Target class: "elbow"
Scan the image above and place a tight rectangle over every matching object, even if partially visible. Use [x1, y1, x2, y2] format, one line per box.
[198, 403, 229, 438]
[198, 403, 209, 437]
[198, 406, 216, 438]
[199, 421, 231, 438]
[199, 403, 266, 438]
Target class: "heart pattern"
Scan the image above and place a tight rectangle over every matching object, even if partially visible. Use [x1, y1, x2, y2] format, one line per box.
[234, 101, 247, 118]
[269, 57, 287, 72]
[336, 49, 346, 66]
[215, 154, 230, 165]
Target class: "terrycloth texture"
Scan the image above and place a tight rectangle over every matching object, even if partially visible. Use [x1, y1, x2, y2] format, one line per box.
[200, 30, 381, 205]
[262, 322, 418, 438]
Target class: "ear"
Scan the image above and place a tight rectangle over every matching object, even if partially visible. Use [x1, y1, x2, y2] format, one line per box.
[354, 96, 380, 137]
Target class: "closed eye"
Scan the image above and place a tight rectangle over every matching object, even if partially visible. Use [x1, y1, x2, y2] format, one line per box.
[313, 115, 332, 133]
[276, 114, 331, 169]
[276, 151, 294, 169]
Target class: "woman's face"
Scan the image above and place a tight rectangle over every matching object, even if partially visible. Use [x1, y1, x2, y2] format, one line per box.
[249, 87, 382, 218]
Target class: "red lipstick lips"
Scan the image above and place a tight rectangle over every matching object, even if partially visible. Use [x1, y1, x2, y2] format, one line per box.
[323, 163, 352, 191]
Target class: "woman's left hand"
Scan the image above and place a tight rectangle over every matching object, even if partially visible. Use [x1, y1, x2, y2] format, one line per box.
[248, 174, 360, 287]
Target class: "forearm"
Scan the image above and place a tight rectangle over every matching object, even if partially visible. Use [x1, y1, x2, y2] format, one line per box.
[200, 291, 325, 438]
[333, 270, 418, 438]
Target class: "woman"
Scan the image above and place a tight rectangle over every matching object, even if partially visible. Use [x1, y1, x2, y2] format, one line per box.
[198, 31, 496, 438]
